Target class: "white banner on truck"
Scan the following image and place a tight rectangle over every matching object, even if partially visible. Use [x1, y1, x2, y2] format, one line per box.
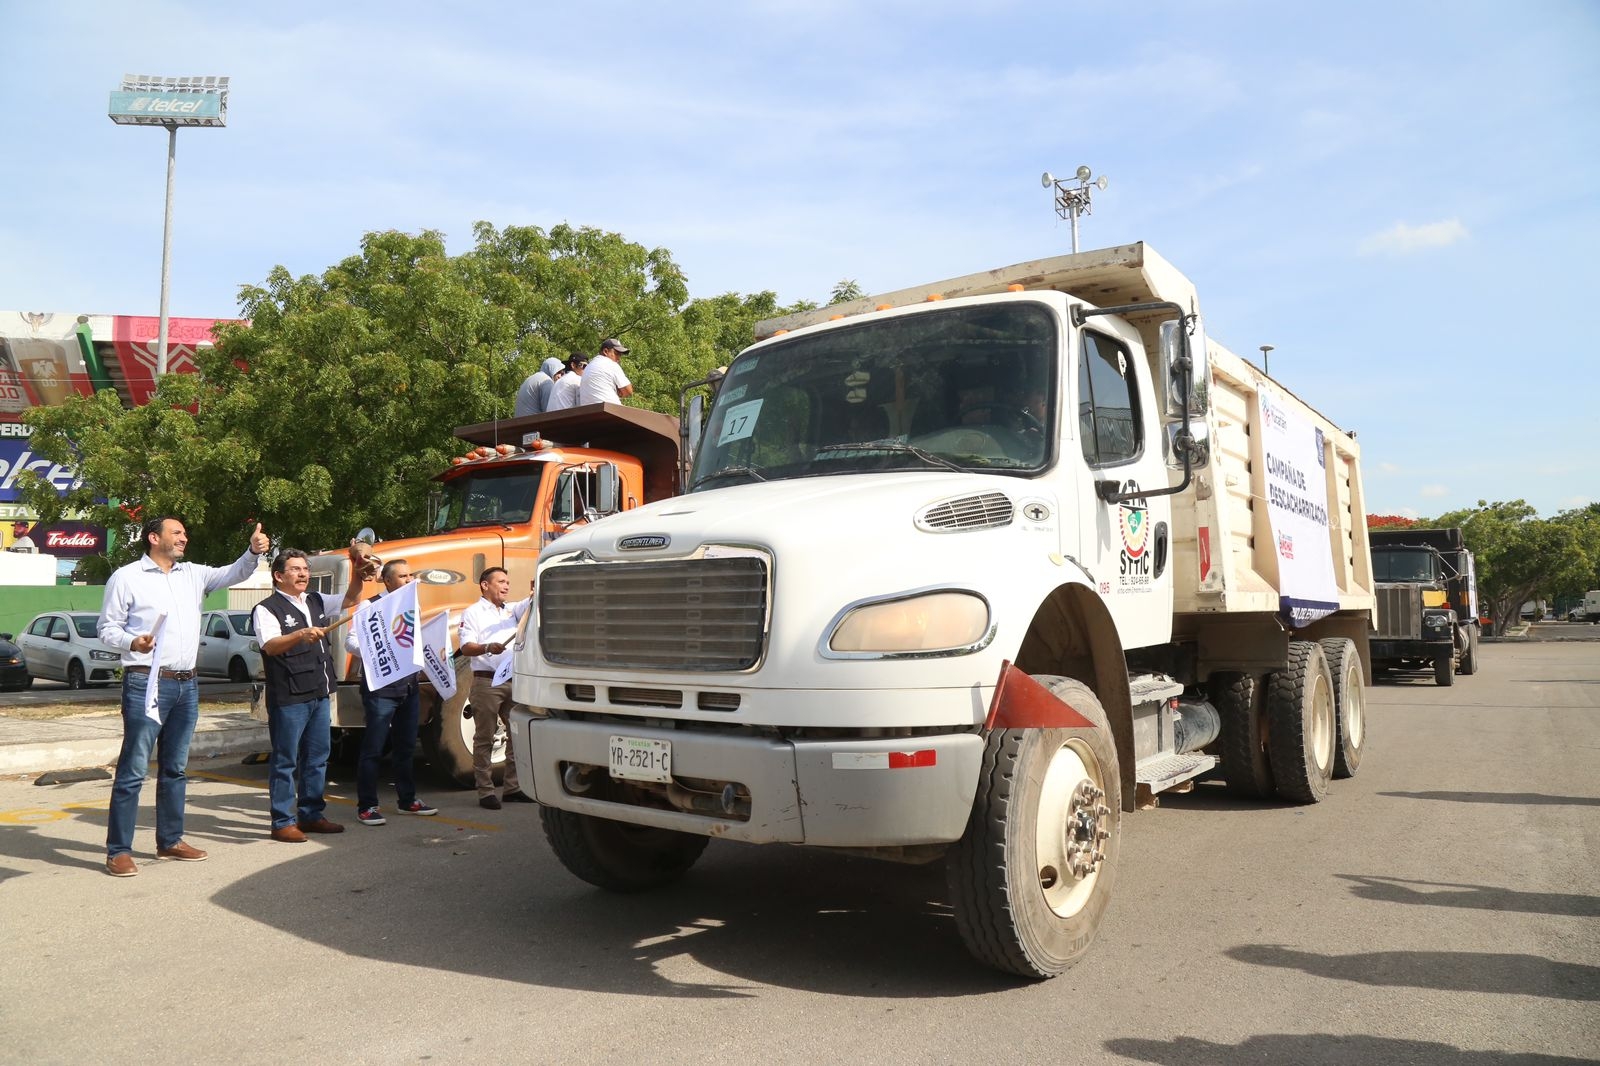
[1260, 386, 1339, 627]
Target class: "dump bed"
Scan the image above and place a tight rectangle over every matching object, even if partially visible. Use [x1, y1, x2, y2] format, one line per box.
[758, 242, 1374, 627]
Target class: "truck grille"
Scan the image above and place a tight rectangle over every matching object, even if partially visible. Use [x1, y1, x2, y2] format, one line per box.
[539, 557, 768, 671]
[1374, 584, 1423, 639]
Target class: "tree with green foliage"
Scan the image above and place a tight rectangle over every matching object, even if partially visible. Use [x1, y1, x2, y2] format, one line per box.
[15, 223, 823, 572]
[1434, 500, 1596, 635]
[829, 279, 865, 305]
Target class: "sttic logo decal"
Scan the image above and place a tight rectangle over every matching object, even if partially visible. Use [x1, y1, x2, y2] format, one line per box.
[391, 609, 416, 650]
[619, 534, 670, 551]
[1114, 480, 1153, 590]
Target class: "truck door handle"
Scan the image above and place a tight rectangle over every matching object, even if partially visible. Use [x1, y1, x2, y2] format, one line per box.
[1153, 521, 1169, 580]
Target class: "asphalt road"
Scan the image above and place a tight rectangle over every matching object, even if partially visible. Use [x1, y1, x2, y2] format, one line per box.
[0, 641, 1595, 1065]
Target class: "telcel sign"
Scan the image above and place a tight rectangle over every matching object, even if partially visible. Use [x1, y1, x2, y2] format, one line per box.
[108, 75, 228, 127]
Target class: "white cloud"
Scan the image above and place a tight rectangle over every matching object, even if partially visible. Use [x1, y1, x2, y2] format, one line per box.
[1378, 461, 1401, 474]
[1398, 507, 1421, 519]
[1360, 219, 1469, 255]
[1420, 484, 1449, 498]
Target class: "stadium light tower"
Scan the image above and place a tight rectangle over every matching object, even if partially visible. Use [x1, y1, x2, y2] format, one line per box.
[1041, 165, 1109, 253]
[108, 75, 230, 377]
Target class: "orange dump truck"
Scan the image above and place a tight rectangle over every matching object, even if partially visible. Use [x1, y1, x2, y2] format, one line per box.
[304, 403, 680, 786]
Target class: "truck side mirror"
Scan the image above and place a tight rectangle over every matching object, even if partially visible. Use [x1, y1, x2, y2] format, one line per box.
[596, 464, 620, 514]
[1159, 318, 1210, 418]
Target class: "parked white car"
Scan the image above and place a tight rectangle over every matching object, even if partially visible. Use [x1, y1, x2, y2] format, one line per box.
[18, 611, 120, 688]
[198, 610, 264, 682]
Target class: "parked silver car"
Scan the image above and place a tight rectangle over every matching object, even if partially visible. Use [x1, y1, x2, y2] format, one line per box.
[198, 609, 264, 682]
[18, 611, 120, 688]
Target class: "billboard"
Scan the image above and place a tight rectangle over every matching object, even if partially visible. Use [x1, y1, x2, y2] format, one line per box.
[0, 312, 96, 420]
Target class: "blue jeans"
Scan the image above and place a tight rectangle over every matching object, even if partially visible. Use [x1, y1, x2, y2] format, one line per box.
[357, 683, 420, 809]
[267, 696, 331, 829]
[107, 672, 200, 857]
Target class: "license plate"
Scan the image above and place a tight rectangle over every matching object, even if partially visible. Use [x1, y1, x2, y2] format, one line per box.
[609, 735, 672, 783]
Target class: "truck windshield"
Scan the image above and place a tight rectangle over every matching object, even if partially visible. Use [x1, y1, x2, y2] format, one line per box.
[1373, 548, 1440, 583]
[690, 302, 1057, 488]
[431, 470, 542, 531]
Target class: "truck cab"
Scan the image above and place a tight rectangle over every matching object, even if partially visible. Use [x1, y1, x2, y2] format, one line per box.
[1368, 528, 1479, 685]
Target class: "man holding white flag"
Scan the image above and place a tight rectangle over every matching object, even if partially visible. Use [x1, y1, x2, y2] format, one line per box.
[98, 516, 270, 877]
[457, 566, 533, 810]
[344, 551, 437, 826]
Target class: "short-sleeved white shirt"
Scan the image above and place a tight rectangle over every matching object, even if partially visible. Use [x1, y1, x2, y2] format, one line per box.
[577, 357, 630, 406]
[545, 372, 583, 412]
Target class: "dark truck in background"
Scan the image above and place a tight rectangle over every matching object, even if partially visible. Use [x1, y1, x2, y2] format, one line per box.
[1369, 527, 1479, 686]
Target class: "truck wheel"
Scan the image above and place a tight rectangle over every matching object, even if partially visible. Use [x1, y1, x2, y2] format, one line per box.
[540, 806, 708, 892]
[1458, 625, 1479, 676]
[1210, 672, 1274, 798]
[1433, 653, 1455, 687]
[1265, 641, 1334, 804]
[1318, 638, 1366, 779]
[419, 686, 506, 789]
[946, 675, 1119, 979]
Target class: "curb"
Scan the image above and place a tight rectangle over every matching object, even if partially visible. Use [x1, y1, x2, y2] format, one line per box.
[0, 718, 268, 778]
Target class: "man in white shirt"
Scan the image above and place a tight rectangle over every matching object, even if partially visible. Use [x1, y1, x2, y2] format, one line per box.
[457, 566, 533, 809]
[576, 338, 633, 406]
[98, 515, 269, 877]
[545, 355, 586, 412]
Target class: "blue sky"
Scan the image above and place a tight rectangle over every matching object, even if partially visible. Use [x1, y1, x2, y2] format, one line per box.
[2, 0, 1595, 519]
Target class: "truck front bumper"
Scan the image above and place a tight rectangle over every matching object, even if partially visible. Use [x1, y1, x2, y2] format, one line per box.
[1371, 638, 1451, 660]
[511, 710, 983, 847]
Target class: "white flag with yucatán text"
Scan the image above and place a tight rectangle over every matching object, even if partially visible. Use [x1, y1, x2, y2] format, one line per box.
[142, 613, 168, 722]
[490, 601, 532, 688]
[1260, 385, 1340, 628]
[353, 580, 423, 689]
[418, 609, 457, 701]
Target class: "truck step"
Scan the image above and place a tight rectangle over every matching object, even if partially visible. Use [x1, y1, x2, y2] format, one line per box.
[1128, 674, 1185, 706]
[1134, 752, 1217, 793]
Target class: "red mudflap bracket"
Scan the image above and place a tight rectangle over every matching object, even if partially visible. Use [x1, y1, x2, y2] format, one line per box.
[984, 660, 1097, 730]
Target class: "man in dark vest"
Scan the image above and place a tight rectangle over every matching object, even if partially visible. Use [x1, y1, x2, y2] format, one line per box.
[253, 548, 343, 842]
[342, 544, 437, 825]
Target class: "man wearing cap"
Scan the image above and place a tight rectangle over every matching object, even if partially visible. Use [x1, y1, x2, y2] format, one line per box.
[576, 338, 633, 406]
[545, 354, 586, 413]
[514, 357, 566, 417]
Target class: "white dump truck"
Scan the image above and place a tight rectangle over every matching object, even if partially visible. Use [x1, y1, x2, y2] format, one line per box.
[510, 242, 1375, 978]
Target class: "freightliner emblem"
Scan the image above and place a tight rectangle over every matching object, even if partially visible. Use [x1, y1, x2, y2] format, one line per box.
[618, 534, 671, 551]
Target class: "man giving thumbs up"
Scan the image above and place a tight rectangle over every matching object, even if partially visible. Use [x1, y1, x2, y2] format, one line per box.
[97, 517, 271, 877]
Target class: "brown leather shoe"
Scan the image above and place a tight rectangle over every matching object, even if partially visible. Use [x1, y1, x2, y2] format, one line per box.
[105, 854, 138, 877]
[156, 840, 208, 862]
[298, 817, 345, 834]
[270, 825, 308, 843]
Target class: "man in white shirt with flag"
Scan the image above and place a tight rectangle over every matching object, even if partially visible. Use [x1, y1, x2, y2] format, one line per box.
[457, 566, 533, 810]
[98, 515, 269, 877]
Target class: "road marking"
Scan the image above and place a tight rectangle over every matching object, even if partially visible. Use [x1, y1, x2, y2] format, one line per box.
[0, 800, 109, 824]
[191, 769, 501, 832]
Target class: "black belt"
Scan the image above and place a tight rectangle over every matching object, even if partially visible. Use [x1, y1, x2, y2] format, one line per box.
[472, 670, 497, 678]
[125, 665, 197, 682]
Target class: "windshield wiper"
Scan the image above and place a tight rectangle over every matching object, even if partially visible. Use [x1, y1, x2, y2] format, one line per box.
[694, 463, 768, 488]
[814, 439, 966, 473]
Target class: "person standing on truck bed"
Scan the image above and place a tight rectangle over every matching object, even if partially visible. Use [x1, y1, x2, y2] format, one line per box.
[254, 548, 344, 843]
[544, 354, 586, 413]
[342, 544, 438, 827]
[97, 516, 270, 877]
[576, 338, 633, 406]
[514, 357, 565, 418]
[458, 566, 534, 810]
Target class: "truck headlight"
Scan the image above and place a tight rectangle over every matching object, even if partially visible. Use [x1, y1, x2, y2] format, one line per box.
[1423, 610, 1452, 631]
[825, 591, 992, 657]
[91, 649, 119, 661]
